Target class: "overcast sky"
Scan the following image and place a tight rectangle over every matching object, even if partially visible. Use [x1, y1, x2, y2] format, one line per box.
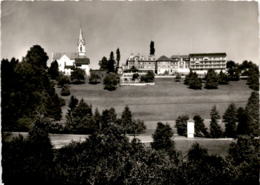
[1, 1, 259, 68]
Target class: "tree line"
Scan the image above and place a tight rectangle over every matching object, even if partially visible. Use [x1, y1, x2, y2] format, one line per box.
[2, 116, 258, 185]
[175, 91, 259, 138]
[183, 60, 259, 91]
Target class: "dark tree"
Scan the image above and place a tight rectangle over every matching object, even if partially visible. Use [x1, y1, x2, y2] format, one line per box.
[140, 71, 155, 83]
[150, 41, 155, 55]
[204, 69, 218, 89]
[185, 72, 202, 89]
[209, 105, 223, 138]
[60, 85, 70, 96]
[121, 106, 132, 133]
[193, 115, 208, 137]
[103, 73, 119, 91]
[223, 103, 237, 138]
[244, 91, 259, 136]
[101, 108, 117, 129]
[116, 48, 120, 71]
[89, 72, 101, 84]
[48, 60, 59, 80]
[99, 56, 109, 71]
[108, 51, 116, 73]
[187, 143, 208, 162]
[175, 73, 181, 82]
[132, 73, 140, 81]
[57, 74, 70, 87]
[68, 95, 79, 111]
[226, 60, 240, 81]
[71, 68, 85, 84]
[218, 70, 229, 85]
[151, 122, 175, 156]
[247, 66, 259, 91]
[175, 115, 189, 136]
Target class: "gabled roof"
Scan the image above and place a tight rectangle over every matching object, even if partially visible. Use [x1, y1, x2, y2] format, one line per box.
[75, 57, 90, 65]
[53, 52, 79, 60]
[157, 55, 172, 61]
[189, 53, 227, 57]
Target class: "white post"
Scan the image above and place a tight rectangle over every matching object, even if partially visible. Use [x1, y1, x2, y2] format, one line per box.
[187, 121, 195, 138]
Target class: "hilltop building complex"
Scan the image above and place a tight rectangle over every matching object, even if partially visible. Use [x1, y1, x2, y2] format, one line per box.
[52, 29, 90, 76]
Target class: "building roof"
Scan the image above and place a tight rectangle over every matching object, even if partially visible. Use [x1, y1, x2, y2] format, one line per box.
[171, 55, 189, 58]
[75, 57, 90, 65]
[53, 52, 79, 60]
[157, 55, 172, 61]
[189, 53, 227, 57]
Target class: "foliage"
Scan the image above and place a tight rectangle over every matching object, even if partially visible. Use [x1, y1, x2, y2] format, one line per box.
[57, 73, 70, 87]
[68, 95, 79, 111]
[1, 45, 62, 131]
[70, 67, 85, 84]
[193, 115, 208, 137]
[223, 103, 237, 138]
[175, 115, 189, 136]
[65, 99, 96, 134]
[116, 48, 120, 72]
[244, 91, 259, 136]
[226, 60, 240, 81]
[132, 73, 140, 81]
[99, 56, 109, 71]
[140, 71, 155, 83]
[185, 71, 202, 89]
[246, 64, 259, 91]
[209, 106, 223, 138]
[218, 70, 229, 85]
[108, 51, 116, 73]
[60, 85, 71, 96]
[103, 72, 119, 91]
[204, 69, 219, 89]
[151, 122, 175, 153]
[48, 60, 59, 80]
[175, 73, 181, 82]
[89, 72, 101, 84]
[150, 41, 155, 55]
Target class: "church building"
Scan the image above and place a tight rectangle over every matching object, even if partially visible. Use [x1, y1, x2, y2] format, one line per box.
[52, 29, 90, 76]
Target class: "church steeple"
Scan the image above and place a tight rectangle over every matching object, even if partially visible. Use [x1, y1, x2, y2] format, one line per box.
[78, 28, 86, 57]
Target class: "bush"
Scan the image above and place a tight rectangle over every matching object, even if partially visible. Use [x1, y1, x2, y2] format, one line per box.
[60, 85, 70, 96]
[140, 71, 155, 83]
[103, 73, 119, 91]
[57, 74, 70, 87]
[205, 69, 218, 89]
[71, 68, 85, 84]
[89, 72, 101, 84]
[175, 115, 189, 136]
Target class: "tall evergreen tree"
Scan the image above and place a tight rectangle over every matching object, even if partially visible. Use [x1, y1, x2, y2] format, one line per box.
[209, 105, 223, 138]
[245, 91, 259, 136]
[116, 48, 120, 70]
[108, 51, 116, 73]
[150, 41, 155, 55]
[205, 69, 219, 89]
[99, 56, 109, 71]
[121, 106, 132, 134]
[236, 107, 250, 135]
[218, 70, 229, 85]
[175, 115, 189, 136]
[48, 60, 59, 80]
[193, 115, 208, 137]
[223, 103, 237, 138]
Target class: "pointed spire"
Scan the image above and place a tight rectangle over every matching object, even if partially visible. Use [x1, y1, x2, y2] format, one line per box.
[79, 28, 84, 42]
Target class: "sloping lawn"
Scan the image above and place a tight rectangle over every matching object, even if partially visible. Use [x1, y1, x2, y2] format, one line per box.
[60, 79, 251, 121]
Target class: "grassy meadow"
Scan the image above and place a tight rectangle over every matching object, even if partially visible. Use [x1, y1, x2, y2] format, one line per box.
[60, 78, 251, 123]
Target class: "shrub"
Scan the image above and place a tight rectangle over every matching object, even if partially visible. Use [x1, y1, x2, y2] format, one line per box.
[60, 85, 70, 96]
[89, 72, 101, 84]
[103, 73, 119, 91]
[175, 115, 189, 136]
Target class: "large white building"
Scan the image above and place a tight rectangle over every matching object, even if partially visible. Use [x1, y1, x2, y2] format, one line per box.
[52, 29, 90, 76]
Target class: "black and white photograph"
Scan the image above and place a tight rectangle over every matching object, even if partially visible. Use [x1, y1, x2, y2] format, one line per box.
[1, 1, 259, 185]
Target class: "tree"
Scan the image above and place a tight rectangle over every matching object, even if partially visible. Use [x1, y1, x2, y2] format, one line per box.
[244, 91, 259, 136]
[48, 60, 59, 80]
[89, 72, 101, 84]
[71, 68, 85, 84]
[116, 48, 120, 72]
[100, 108, 117, 129]
[151, 122, 175, 155]
[175, 115, 189, 136]
[236, 107, 250, 135]
[193, 115, 208, 137]
[185, 71, 202, 89]
[223, 103, 237, 138]
[103, 73, 119, 91]
[175, 73, 181, 82]
[99, 56, 109, 71]
[247, 66, 259, 91]
[226, 60, 240, 81]
[57, 74, 70, 87]
[140, 71, 155, 83]
[108, 51, 116, 73]
[24, 45, 49, 70]
[121, 106, 132, 134]
[150, 41, 155, 55]
[218, 70, 229, 85]
[60, 85, 70, 96]
[209, 106, 223, 138]
[204, 69, 218, 89]
[132, 73, 140, 81]
[68, 95, 79, 111]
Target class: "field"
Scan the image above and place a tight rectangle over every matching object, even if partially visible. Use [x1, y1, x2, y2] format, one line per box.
[60, 78, 251, 125]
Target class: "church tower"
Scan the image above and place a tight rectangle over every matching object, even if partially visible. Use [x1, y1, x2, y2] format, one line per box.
[78, 28, 86, 57]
